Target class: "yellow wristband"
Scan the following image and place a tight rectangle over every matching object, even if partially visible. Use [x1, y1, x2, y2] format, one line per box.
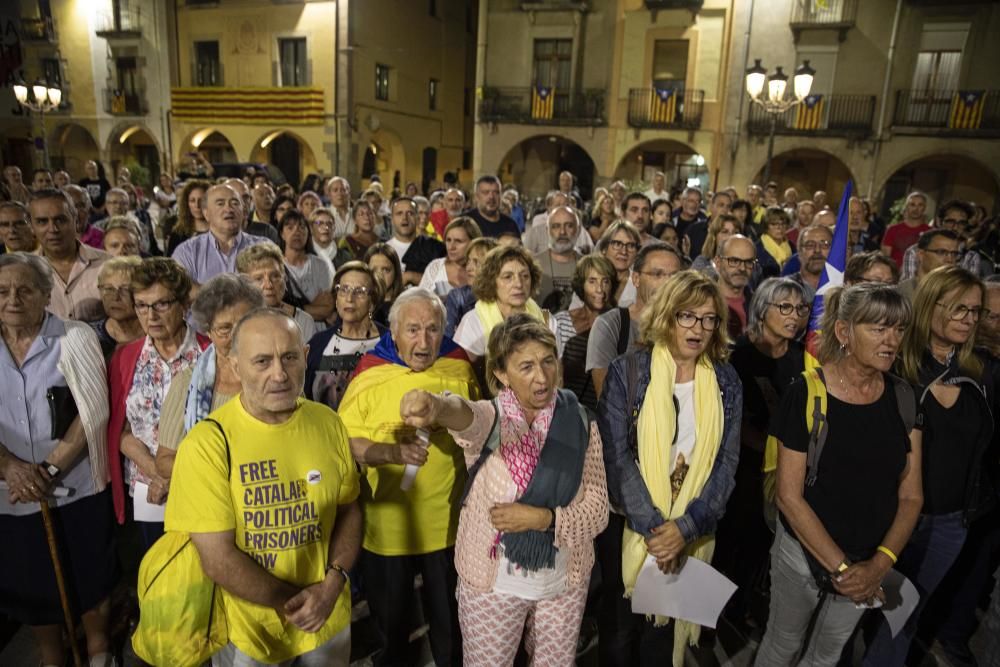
[877, 545, 898, 564]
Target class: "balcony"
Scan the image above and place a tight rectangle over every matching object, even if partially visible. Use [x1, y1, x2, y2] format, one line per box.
[104, 89, 148, 116]
[747, 94, 875, 138]
[643, 0, 705, 10]
[95, 8, 141, 39]
[20, 16, 55, 42]
[789, 0, 857, 42]
[627, 88, 704, 130]
[171, 87, 326, 125]
[479, 88, 606, 126]
[892, 90, 1000, 137]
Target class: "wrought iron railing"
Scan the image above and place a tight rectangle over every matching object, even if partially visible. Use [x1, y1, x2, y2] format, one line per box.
[479, 87, 606, 126]
[892, 89, 1000, 133]
[747, 94, 875, 137]
[627, 88, 704, 129]
[104, 89, 148, 115]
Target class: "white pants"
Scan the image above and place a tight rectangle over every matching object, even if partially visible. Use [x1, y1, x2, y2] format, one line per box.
[212, 625, 350, 667]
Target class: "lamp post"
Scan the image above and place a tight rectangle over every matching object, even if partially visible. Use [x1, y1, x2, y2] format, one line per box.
[13, 79, 63, 171]
[745, 59, 815, 185]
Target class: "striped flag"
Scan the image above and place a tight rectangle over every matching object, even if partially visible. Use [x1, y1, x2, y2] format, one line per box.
[804, 180, 852, 369]
[795, 94, 824, 130]
[949, 90, 985, 129]
[650, 86, 677, 124]
[531, 85, 555, 120]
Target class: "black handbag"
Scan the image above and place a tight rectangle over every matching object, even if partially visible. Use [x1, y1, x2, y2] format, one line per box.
[47, 385, 79, 440]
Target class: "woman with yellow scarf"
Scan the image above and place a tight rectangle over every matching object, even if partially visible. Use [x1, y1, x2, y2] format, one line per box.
[595, 270, 743, 667]
[756, 206, 795, 280]
[453, 244, 564, 362]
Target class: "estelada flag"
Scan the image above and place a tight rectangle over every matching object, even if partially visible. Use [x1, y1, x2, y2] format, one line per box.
[804, 180, 852, 369]
[949, 90, 985, 129]
[650, 86, 677, 124]
[531, 85, 554, 120]
[795, 94, 824, 130]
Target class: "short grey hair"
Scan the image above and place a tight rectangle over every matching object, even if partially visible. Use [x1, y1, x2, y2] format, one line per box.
[191, 273, 266, 333]
[544, 190, 568, 209]
[0, 251, 55, 295]
[230, 306, 301, 357]
[106, 187, 129, 200]
[62, 184, 92, 211]
[388, 287, 446, 331]
[746, 277, 810, 339]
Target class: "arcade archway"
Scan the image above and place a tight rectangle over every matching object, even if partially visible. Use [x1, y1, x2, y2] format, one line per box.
[498, 135, 597, 201]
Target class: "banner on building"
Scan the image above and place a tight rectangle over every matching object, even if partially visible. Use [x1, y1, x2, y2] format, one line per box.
[949, 90, 985, 130]
[795, 94, 824, 130]
[650, 87, 677, 124]
[531, 85, 554, 120]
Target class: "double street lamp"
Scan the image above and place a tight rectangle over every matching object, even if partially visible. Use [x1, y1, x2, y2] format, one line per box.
[745, 59, 816, 185]
[13, 79, 63, 170]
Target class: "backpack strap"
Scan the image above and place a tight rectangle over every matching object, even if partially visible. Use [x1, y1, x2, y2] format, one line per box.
[203, 418, 232, 480]
[616, 307, 631, 356]
[803, 368, 829, 488]
[460, 398, 501, 505]
[888, 374, 916, 433]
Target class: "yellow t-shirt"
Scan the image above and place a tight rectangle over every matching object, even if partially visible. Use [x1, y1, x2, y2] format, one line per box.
[165, 396, 360, 664]
[338, 361, 478, 556]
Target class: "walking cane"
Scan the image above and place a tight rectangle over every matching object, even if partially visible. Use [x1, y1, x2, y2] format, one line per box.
[39, 501, 85, 667]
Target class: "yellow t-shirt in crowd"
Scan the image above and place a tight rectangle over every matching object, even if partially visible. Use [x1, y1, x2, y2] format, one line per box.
[165, 396, 360, 664]
[338, 360, 478, 556]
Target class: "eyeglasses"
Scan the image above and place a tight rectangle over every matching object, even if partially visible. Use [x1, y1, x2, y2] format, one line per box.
[936, 302, 983, 322]
[766, 221, 789, 228]
[800, 241, 832, 253]
[134, 298, 178, 314]
[607, 239, 639, 253]
[770, 302, 811, 317]
[718, 256, 757, 269]
[313, 218, 335, 229]
[334, 284, 372, 299]
[98, 286, 132, 300]
[638, 270, 673, 279]
[923, 248, 963, 260]
[984, 310, 1000, 325]
[0, 219, 29, 230]
[941, 217, 969, 229]
[676, 311, 721, 331]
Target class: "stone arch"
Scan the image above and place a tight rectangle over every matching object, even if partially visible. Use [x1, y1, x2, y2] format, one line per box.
[249, 130, 318, 190]
[497, 135, 598, 201]
[178, 128, 239, 167]
[358, 126, 406, 192]
[752, 148, 857, 207]
[614, 138, 704, 193]
[876, 151, 1000, 217]
[107, 123, 162, 188]
[49, 123, 100, 178]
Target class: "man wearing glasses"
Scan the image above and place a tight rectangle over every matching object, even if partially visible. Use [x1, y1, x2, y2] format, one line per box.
[898, 229, 963, 301]
[713, 235, 757, 339]
[900, 200, 975, 280]
[788, 224, 834, 303]
[0, 201, 38, 253]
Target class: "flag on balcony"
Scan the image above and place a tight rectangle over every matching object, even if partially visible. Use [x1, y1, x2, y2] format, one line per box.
[650, 87, 677, 124]
[949, 90, 985, 129]
[795, 94, 824, 130]
[531, 85, 555, 120]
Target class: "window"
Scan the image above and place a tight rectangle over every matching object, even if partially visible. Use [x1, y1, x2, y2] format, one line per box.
[429, 79, 438, 110]
[652, 40, 688, 89]
[279, 37, 307, 86]
[375, 63, 390, 101]
[41, 57, 62, 87]
[532, 39, 572, 89]
[194, 40, 220, 86]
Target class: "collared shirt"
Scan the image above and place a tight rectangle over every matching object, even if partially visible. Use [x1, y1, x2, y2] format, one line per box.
[171, 230, 267, 284]
[37, 243, 109, 323]
[0, 314, 96, 515]
[124, 326, 203, 493]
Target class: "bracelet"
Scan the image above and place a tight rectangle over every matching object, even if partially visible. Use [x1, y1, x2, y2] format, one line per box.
[876, 545, 898, 564]
[325, 563, 349, 583]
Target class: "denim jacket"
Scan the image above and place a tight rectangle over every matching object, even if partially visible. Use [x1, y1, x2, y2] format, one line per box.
[597, 347, 743, 544]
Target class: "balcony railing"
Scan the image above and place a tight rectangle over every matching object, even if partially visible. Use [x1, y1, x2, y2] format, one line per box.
[643, 0, 705, 10]
[892, 89, 1000, 136]
[627, 88, 704, 129]
[20, 16, 55, 41]
[790, 0, 857, 41]
[104, 89, 148, 115]
[479, 88, 606, 126]
[747, 94, 875, 137]
[95, 8, 142, 38]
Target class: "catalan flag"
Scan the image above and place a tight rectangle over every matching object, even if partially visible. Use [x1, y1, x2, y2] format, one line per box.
[949, 90, 985, 129]
[804, 180, 851, 370]
[650, 86, 677, 124]
[531, 85, 555, 120]
[795, 94, 824, 130]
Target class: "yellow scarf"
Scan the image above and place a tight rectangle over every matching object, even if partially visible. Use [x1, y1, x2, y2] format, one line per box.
[474, 298, 546, 340]
[761, 234, 793, 267]
[622, 344, 724, 667]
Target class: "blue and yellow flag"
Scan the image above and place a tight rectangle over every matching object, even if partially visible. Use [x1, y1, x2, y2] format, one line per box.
[795, 94, 824, 130]
[531, 85, 555, 120]
[651, 86, 677, 124]
[949, 90, 985, 129]
[804, 180, 852, 369]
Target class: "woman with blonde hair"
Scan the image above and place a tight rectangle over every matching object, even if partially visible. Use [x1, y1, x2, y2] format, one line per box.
[588, 190, 618, 244]
[864, 266, 997, 666]
[597, 270, 742, 666]
[418, 216, 482, 298]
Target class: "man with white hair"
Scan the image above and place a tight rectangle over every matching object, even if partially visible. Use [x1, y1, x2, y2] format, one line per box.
[325, 176, 353, 239]
[644, 171, 669, 204]
[338, 288, 478, 667]
[534, 205, 583, 312]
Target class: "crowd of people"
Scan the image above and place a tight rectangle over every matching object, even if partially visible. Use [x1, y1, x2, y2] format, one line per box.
[1, 159, 999, 667]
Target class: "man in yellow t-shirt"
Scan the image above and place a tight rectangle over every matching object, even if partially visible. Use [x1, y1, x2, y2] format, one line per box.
[339, 288, 478, 666]
[165, 308, 361, 666]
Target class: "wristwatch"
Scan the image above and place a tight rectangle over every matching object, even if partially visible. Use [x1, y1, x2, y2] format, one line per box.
[41, 461, 61, 478]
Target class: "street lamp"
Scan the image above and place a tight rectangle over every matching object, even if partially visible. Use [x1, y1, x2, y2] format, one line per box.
[745, 59, 816, 184]
[13, 78, 62, 170]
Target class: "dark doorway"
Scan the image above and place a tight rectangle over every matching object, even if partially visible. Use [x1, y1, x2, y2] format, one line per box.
[557, 142, 595, 201]
[421, 147, 437, 195]
[269, 134, 300, 189]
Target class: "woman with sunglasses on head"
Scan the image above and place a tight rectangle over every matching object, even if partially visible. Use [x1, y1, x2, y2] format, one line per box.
[863, 265, 998, 666]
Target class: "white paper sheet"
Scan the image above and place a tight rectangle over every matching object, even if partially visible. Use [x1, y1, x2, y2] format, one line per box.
[133, 481, 166, 522]
[880, 569, 920, 638]
[400, 429, 430, 491]
[630, 555, 737, 628]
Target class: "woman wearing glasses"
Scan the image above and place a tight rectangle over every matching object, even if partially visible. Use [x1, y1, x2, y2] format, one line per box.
[714, 278, 809, 629]
[107, 258, 210, 548]
[864, 266, 998, 666]
[756, 206, 794, 280]
[596, 270, 742, 666]
[597, 221, 641, 306]
[305, 261, 386, 411]
[91, 256, 144, 359]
